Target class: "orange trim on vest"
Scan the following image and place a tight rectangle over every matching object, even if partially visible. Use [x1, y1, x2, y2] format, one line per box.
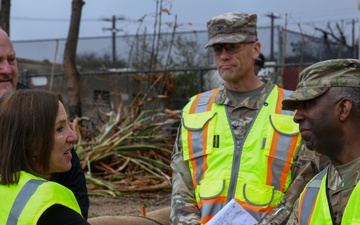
[207, 88, 219, 111]
[189, 94, 201, 114]
[266, 88, 284, 186]
[198, 196, 227, 208]
[266, 131, 279, 186]
[199, 89, 219, 181]
[304, 194, 318, 224]
[200, 89, 219, 158]
[298, 188, 307, 224]
[188, 130, 198, 187]
[198, 196, 227, 224]
[188, 89, 220, 184]
[307, 203, 316, 224]
[201, 123, 209, 182]
[201, 155, 209, 183]
[279, 134, 300, 191]
[201, 214, 214, 224]
[199, 197, 273, 224]
[188, 93, 202, 185]
[275, 88, 284, 114]
[239, 199, 275, 213]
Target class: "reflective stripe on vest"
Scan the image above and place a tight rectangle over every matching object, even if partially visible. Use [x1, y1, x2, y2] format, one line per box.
[267, 89, 299, 191]
[184, 88, 219, 186]
[182, 86, 301, 223]
[6, 180, 46, 225]
[299, 167, 360, 225]
[1, 171, 82, 224]
[298, 167, 328, 224]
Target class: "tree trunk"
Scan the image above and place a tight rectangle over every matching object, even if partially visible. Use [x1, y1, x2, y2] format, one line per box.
[63, 0, 84, 120]
[0, 0, 11, 35]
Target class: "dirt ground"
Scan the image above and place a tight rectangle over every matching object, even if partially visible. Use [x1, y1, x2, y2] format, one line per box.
[88, 190, 172, 219]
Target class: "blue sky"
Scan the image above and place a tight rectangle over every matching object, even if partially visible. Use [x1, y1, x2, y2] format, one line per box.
[9, 0, 359, 41]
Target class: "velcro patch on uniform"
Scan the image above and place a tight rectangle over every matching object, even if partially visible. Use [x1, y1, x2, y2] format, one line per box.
[213, 135, 219, 148]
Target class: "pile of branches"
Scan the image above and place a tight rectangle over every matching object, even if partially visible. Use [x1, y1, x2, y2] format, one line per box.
[73, 103, 180, 197]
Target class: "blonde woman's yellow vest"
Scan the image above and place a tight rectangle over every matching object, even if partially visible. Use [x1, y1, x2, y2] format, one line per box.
[181, 86, 301, 224]
[0, 171, 82, 225]
[298, 167, 360, 225]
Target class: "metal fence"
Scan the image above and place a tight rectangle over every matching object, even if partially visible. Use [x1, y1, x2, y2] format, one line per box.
[13, 25, 357, 66]
[16, 26, 358, 118]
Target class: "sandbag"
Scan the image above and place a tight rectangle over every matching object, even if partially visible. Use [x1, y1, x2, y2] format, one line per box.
[88, 207, 171, 225]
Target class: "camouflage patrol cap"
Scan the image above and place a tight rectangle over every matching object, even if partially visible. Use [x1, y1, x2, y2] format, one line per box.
[283, 58, 360, 110]
[205, 12, 257, 48]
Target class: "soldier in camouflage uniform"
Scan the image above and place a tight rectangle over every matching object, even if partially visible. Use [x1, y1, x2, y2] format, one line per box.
[170, 11, 328, 225]
[284, 58, 360, 225]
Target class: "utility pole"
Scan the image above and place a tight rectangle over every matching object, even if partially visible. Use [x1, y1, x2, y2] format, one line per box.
[358, 0, 360, 59]
[102, 15, 125, 67]
[265, 13, 280, 61]
[352, 19, 356, 58]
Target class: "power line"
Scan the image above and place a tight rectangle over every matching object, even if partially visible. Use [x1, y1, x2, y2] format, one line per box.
[11, 16, 100, 22]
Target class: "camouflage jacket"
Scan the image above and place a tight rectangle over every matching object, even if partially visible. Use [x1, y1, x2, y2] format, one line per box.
[170, 82, 329, 225]
[286, 157, 360, 225]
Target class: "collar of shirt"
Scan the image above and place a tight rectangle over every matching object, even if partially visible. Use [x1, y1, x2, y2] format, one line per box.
[328, 157, 360, 192]
[213, 81, 274, 110]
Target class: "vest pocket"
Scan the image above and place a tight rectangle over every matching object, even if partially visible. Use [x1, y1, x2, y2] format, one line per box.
[266, 113, 300, 163]
[198, 179, 226, 199]
[239, 182, 284, 207]
[269, 113, 299, 136]
[182, 111, 217, 160]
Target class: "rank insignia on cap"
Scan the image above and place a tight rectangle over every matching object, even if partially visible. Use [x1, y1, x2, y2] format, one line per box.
[216, 25, 225, 31]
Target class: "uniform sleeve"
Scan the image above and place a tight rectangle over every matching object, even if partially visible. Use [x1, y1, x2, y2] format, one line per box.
[257, 142, 330, 225]
[37, 204, 90, 225]
[285, 199, 299, 225]
[50, 148, 89, 219]
[170, 126, 201, 225]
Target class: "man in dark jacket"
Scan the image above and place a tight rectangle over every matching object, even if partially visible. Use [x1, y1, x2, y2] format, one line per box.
[0, 28, 89, 219]
[254, 52, 265, 75]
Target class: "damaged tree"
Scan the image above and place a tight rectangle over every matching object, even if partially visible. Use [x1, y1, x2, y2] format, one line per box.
[0, 0, 11, 34]
[63, 0, 84, 119]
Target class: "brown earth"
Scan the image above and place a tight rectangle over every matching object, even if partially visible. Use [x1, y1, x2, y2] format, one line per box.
[88, 190, 172, 219]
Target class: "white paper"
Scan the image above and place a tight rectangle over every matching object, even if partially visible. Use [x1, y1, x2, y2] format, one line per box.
[206, 199, 257, 225]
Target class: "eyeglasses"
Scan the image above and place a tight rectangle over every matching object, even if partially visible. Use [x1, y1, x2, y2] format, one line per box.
[211, 42, 256, 56]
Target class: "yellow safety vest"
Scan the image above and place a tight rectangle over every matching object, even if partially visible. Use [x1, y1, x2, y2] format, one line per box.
[181, 86, 301, 224]
[0, 171, 82, 225]
[298, 167, 360, 225]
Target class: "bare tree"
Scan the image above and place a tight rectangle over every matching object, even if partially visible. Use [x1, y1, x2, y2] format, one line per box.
[63, 0, 84, 120]
[0, 0, 11, 34]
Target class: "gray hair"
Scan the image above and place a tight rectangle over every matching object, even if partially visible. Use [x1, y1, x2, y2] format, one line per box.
[329, 87, 360, 118]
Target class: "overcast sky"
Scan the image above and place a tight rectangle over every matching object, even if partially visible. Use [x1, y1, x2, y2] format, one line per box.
[9, 0, 359, 41]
